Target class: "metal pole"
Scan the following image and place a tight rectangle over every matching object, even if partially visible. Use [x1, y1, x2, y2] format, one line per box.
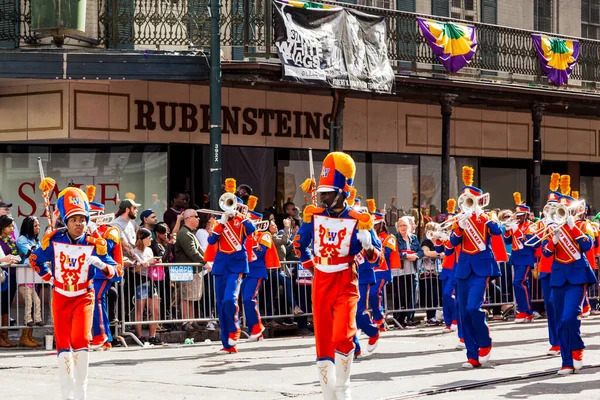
[531, 102, 545, 216]
[209, 0, 222, 209]
[329, 89, 346, 152]
[439, 94, 456, 206]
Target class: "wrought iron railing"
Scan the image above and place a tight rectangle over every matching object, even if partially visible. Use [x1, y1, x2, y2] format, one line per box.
[1, 0, 600, 86]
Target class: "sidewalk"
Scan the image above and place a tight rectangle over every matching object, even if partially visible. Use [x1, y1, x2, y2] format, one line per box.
[1, 316, 599, 399]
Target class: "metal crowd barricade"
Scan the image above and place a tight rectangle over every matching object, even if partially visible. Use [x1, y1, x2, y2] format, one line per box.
[0, 264, 54, 333]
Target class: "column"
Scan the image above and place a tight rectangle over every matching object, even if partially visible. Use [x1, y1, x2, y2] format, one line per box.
[439, 94, 457, 206]
[531, 102, 545, 216]
[329, 89, 346, 152]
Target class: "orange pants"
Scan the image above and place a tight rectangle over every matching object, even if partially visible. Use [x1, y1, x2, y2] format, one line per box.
[52, 290, 95, 354]
[312, 267, 359, 361]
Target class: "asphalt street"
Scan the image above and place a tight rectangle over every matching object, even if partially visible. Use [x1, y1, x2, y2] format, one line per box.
[1, 316, 600, 400]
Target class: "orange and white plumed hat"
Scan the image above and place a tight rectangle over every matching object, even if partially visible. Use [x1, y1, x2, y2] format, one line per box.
[513, 192, 530, 214]
[316, 152, 356, 197]
[56, 187, 90, 222]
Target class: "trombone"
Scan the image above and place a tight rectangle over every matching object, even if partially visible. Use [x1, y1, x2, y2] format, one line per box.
[198, 192, 270, 231]
[524, 201, 584, 247]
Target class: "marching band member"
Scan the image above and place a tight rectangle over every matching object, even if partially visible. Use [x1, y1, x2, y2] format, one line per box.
[503, 192, 538, 323]
[542, 175, 597, 374]
[294, 152, 381, 400]
[436, 199, 459, 334]
[241, 196, 280, 343]
[572, 192, 596, 318]
[206, 178, 256, 353]
[537, 174, 561, 356]
[449, 166, 502, 369]
[31, 187, 117, 400]
[370, 203, 398, 332]
[87, 186, 124, 351]
[353, 199, 383, 357]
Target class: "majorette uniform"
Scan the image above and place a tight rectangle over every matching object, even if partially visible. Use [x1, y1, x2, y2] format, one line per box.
[240, 197, 280, 342]
[31, 187, 117, 400]
[294, 152, 381, 400]
[205, 178, 256, 353]
[503, 193, 538, 323]
[370, 211, 398, 331]
[542, 175, 598, 374]
[537, 174, 561, 355]
[449, 166, 502, 369]
[87, 189, 124, 349]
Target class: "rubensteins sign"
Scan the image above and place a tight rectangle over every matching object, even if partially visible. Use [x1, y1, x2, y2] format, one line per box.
[133, 100, 333, 139]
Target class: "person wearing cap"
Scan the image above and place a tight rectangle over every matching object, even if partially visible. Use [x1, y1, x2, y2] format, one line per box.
[86, 186, 124, 351]
[449, 166, 502, 369]
[236, 184, 253, 205]
[241, 196, 280, 342]
[370, 204, 398, 333]
[293, 152, 381, 400]
[205, 178, 256, 354]
[537, 173, 561, 356]
[140, 209, 158, 236]
[30, 187, 118, 399]
[503, 192, 538, 323]
[0, 200, 20, 241]
[542, 175, 597, 375]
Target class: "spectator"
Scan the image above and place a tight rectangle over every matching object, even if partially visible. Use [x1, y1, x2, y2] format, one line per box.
[16, 216, 43, 330]
[283, 201, 298, 219]
[0, 201, 19, 240]
[132, 228, 162, 345]
[174, 209, 209, 331]
[151, 222, 175, 329]
[420, 222, 443, 326]
[140, 210, 158, 237]
[272, 217, 292, 261]
[0, 215, 29, 347]
[163, 190, 189, 232]
[285, 217, 302, 263]
[393, 216, 422, 328]
[236, 184, 253, 204]
[195, 213, 215, 251]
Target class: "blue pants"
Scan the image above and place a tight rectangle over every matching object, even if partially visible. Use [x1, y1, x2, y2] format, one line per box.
[368, 276, 387, 323]
[353, 334, 361, 354]
[441, 273, 456, 327]
[553, 283, 586, 368]
[92, 279, 112, 344]
[215, 273, 243, 349]
[540, 273, 558, 347]
[241, 277, 264, 335]
[457, 273, 491, 361]
[356, 283, 379, 338]
[513, 264, 532, 315]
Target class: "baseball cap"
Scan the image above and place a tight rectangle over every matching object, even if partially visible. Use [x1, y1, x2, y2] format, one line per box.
[140, 209, 155, 222]
[119, 198, 141, 209]
[0, 201, 12, 208]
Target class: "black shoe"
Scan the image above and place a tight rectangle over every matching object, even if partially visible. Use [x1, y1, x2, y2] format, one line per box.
[139, 336, 148, 344]
[149, 336, 164, 345]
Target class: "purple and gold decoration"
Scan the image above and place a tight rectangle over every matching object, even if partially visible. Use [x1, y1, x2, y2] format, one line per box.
[532, 34, 580, 86]
[417, 18, 477, 73]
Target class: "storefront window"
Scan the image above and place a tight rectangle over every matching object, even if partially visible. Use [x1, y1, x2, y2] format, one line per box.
[450, 157, 479, 201]
[420, 156, 441, 220]
[480, 167, 527, 211]
[580, 176, 600, 215]
[0, 145, 168, 230]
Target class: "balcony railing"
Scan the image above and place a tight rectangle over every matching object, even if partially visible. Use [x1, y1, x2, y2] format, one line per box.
[1, 0, 600, 89]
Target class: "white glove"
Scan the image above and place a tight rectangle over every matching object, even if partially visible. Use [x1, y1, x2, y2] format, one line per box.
[458, 217, 468, 230]
[509, 222, 519, 233]
[438, 232, 449, 242]
[567, 215, 575, 229]
[357, 230, 374, 251]
[88, 255, 109, 271]
[219, 211, 235, 225]
[87, 221, 98, 233]
[553, 230, 560, 245]
[475, 206, 483, 218]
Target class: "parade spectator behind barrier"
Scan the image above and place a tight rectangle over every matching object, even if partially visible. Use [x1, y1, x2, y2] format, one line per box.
[420, 222, 443, 326]
[140, 210, 158, 238]
[151, 222, 175, 328]
[0, 201, 19, 240]
[195, 213, 215, 251]
[285, 217, 302, 263]
[16, 216, 44, 328]
[132, 228, 163, 345]
[174, 209, 209, 331]
[283, 201, 298, 219]
[393, 216, 422, 328]
[264, 219, 302, 321]
[163, 190, 189, 232]
[272, 217, 293, 261]
[0, 215, 28, 347]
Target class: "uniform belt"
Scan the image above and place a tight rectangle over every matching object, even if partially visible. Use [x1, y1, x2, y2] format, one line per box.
[53, 280, 92, 292]
[314, 256, 354, 265]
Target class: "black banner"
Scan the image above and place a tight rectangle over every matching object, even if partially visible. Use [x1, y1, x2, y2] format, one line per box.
[273, 1, 395, 94]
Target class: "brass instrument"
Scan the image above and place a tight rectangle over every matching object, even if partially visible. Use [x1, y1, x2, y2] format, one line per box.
[457, 192, 490, 215]
[198, 192, 270, 231]
[524, 200, 585, 247]
[425, 223, 450, 242]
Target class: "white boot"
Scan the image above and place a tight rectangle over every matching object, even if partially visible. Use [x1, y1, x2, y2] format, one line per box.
[58, 352, 75, 400]
[72, 351, 90, 400]
[334, 351, 354, 400]
[316, 360, 337, 400]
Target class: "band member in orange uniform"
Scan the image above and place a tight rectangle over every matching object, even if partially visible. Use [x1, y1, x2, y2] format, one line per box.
[294, 152, 381, 399]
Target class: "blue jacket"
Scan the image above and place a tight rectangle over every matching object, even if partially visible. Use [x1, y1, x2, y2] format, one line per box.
[395, 233, 423, 269]
[449, 217, 502, 279]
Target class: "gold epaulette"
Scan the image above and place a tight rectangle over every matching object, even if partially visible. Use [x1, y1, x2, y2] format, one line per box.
[303, 204, 325, 224]
[103, 226, 121, 244]
[348, 209, 373, 231]
[41, 229, 60, 250]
